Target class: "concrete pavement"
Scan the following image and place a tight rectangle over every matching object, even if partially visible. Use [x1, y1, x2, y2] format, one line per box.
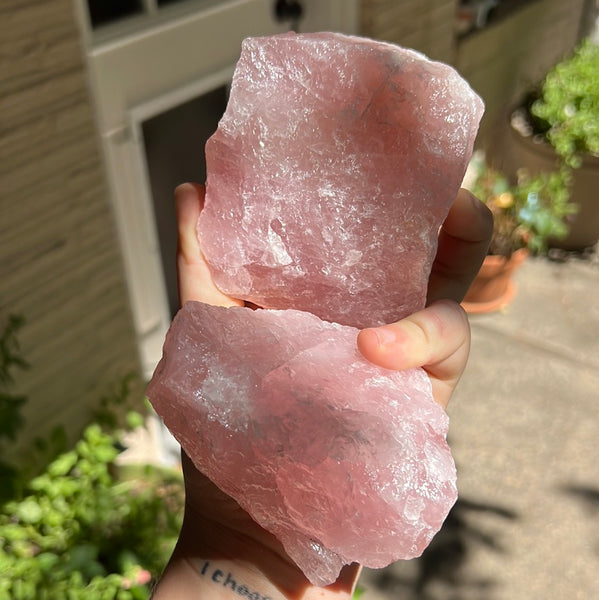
[360, 252, 599, 599]
[122, 250, 599, 597]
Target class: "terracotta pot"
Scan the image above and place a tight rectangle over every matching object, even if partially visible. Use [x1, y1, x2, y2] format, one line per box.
[492, 119, 599, 251]
[462, 248, 528, 314]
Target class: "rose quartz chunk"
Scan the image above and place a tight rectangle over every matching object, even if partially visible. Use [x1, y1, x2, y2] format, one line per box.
[147, 302, 457, 586]
[198, 32, 484, 327]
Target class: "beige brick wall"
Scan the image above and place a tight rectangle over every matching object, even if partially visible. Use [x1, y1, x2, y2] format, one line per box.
[360, 0, 457, 63]
[0, 0, 141, 460]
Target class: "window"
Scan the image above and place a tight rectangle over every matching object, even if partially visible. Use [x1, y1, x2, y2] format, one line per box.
[86, 0, 144, 28]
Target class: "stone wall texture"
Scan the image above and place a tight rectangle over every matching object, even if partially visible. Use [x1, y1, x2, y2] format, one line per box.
[360, 0, 457, 63]
[0, 0, 140, 460]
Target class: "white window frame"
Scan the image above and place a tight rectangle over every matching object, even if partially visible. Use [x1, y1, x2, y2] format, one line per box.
[76, 0, 358, 377]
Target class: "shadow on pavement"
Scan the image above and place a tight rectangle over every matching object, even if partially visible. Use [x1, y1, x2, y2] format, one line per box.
[560, 483, 599, 557]
[364, 496, 518, 600]
[561, 484, 599, 514]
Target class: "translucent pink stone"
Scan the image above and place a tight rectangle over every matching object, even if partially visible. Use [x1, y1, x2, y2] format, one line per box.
[198, 32, 484, 328]
[147, 302, 457, 586]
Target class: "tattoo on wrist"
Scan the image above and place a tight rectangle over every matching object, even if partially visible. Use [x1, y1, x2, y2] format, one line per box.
[199, 561, 274, 600]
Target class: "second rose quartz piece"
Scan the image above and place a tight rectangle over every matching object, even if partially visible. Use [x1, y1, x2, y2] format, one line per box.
[147, 302, 457, 587]
[198, 32, 484, 328]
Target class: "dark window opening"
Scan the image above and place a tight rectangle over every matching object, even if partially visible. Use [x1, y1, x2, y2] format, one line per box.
[157, 0, 190, 6]
[87, 0, 143, 28]
[142, 87, 229, 317]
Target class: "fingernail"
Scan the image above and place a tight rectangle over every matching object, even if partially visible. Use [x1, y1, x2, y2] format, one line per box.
[373, 327, 396, 346]
[175, 182, 194, 196]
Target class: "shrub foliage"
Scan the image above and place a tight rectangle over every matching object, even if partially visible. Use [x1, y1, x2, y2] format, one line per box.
[0, 316, 183, 600]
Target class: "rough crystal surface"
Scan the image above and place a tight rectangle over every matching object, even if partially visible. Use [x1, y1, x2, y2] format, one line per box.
[198, 32, 484, 328]
[147, 302, 457, 586]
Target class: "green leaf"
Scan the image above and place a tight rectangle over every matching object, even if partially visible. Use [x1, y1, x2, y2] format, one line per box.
[47, 451, 78, 477]
[128, 586, 150, 600]
[62, 544, 106, 579]
[125, 411, 144, 430]
[15, 498, 43, 524]
[91, 444, 118, 465]
[531, 39, 599, 166]
[36, 552, 60, 573]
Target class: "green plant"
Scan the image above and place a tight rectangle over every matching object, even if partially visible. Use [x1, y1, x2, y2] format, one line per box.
[530, 39, 599, 168]
[469, 154, 576, 256]
[0, 420, 184, 599]
[0, 317, 184, 600]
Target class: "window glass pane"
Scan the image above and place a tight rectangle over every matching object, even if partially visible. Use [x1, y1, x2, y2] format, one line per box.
[87, 0, 143, 28]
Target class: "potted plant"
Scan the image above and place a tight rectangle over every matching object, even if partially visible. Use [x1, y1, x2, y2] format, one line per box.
[500, 38, 599, 251]
[462, 154, 576, 313]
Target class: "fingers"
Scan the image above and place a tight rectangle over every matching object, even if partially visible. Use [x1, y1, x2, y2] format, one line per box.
[427, 188, 493, 304]
[357, 300, 470, 409]
[175, 183, 243, 308]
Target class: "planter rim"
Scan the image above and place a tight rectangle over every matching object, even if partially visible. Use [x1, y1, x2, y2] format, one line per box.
[476, 247, 528, 276]
[483, 248, 528, 263]
[461, 248, 528, 314]
[509, 111, 599, 169]
[497, 109, 599, 251]
[462, 281, 517, 314]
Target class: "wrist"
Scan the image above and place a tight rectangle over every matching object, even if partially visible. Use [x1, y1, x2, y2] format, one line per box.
[152, 512, 361, 599]
[153, 551, 283, 600]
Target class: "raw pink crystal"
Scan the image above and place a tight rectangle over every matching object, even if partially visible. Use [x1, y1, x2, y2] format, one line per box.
[147, 302, 457, 586]
[198, 32, 484, 328]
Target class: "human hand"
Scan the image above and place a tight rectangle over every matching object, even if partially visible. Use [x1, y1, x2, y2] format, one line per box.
[152, 184, 492, 599]
[358, 188, 493, 409]
[154, 183, 361, 599]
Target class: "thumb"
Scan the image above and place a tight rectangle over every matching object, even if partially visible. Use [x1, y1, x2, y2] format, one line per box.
[357, 300, 470, 409]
